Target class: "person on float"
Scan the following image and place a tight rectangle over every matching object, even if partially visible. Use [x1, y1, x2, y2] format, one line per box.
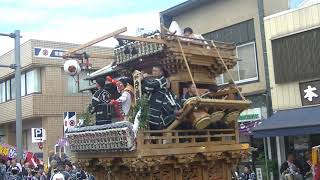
[140, 65, 182, 130]
[106, 76, 134, 121]
[90, 77, 112, 125]
[180, 81, 198, 105]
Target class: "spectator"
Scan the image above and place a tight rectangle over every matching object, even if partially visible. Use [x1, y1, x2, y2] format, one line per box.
[47, 160, 58, 179]
[239, 165, 256, 180]
[64, 161, 73, 178]
[8, 166, 22, 180]
[0, 158, 7, 180]
[280, 153, 303, 180]
[37, 165, 47, 180]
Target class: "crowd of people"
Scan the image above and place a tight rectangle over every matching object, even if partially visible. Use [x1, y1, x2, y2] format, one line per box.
[280, 153, 320, 180]
[0, 152, 94, 180]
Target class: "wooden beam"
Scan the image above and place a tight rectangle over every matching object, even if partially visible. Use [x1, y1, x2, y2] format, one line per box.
[89, 53, 114, 59]
[64, 27, 127, 56]
[114, 34, 166, 44]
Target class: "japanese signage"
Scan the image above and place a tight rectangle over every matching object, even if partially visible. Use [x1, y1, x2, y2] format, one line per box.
[238, 108, 263, 135]
[31, 128, 46, 143]
[34, 47, 66, 59]
[299, 80, 320, 106]
[238, 108, 262, 122]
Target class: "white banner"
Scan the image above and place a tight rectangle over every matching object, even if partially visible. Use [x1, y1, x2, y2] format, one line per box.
[64, 112, 77, 133]
[34, 47, 66, 59]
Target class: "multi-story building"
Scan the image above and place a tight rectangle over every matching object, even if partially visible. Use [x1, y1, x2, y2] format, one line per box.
[0, 39, 112, 161]
[161, 0, 288, 178]
[255, 2, 320, 175]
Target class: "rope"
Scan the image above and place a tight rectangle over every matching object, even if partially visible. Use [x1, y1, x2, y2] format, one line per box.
[210, 40, 245, 100]
[176, 38, 200, 97]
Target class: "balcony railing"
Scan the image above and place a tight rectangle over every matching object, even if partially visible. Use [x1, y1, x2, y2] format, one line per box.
[137, 128, 237, 149]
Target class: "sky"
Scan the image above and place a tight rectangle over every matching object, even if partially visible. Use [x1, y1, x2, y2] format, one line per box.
[0, 0, 187, 55]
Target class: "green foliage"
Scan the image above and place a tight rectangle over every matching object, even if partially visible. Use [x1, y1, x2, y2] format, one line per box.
[129, 95, 150, 130]
[79, 104, 96, 126]
[256, 153, 279, 177]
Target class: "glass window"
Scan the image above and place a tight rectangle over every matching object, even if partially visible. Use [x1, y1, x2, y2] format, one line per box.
[66, 75, 78, 94]
[21, 73, 26, 96]
[79, 71, 91, 91]
[0, 83, 5, 103]
[6, 80, 10, 101]
[66, 70, 91, 94]
[26, 69, 41, 94]
[216, 42, 258, 85]
[11, 78, 15, 99]
[237, 43, 258, 80]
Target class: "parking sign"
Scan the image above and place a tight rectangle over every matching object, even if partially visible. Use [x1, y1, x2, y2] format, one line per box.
[31, 128, 46, 143]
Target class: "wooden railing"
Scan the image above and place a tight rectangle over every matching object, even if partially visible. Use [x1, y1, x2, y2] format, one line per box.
[137, 129, 237, 149]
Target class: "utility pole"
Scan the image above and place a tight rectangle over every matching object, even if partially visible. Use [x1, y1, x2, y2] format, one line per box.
[0, 30, 22, 160]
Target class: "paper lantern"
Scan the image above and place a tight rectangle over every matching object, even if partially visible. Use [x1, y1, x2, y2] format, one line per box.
[63, 60, 81, 76]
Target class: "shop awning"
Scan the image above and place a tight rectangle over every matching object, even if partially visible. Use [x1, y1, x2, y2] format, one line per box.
[253, 106, 320, 138]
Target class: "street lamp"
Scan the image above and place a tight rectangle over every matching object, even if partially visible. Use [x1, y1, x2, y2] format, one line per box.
[0, 30, 23, 160]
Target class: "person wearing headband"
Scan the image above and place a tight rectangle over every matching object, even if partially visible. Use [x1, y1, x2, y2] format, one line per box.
[107, 77, 134, 121]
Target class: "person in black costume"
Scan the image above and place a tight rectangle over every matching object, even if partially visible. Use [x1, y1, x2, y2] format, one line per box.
[90, 77, 112, 125]
[141, 66, 180, 130]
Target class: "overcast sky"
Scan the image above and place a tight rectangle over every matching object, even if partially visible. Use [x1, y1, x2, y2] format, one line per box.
[0, 0, 186, 55]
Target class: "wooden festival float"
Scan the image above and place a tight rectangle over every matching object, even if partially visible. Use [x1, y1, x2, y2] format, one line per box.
[64, 27, 251, 180]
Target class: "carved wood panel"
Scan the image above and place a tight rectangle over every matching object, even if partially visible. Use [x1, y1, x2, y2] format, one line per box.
[208, 162, 224, 180]
[151, 165, 173, 180]
[182, 166, 202, 180]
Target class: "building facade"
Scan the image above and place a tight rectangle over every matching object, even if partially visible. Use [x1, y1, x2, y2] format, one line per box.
[255, 2, 320, 177]
[161, 0, 288, 178]
[0, 39, 112, 161]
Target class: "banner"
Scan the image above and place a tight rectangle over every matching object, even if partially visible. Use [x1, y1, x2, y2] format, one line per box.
[64, 112, 77, 133]
[34, 47, 66, 59]
[0, 143, 16, 159]
[0, 144, 42, 166]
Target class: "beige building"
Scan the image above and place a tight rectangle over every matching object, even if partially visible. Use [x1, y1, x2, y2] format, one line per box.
[0, 39, 112, 161]
[161, 0, 288, 178]
[255, 2, 320, 173]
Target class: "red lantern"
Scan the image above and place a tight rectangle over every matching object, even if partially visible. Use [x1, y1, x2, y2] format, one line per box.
[38, 142, 43, 150]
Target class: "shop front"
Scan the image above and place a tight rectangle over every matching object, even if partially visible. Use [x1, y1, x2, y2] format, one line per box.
[254, 79, 320, 178]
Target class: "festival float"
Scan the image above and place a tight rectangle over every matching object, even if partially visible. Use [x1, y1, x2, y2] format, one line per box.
[63, 27, 251, 180]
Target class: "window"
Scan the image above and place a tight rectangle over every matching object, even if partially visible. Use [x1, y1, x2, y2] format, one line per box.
[66, 75, 78, 94]
[0, 68, 41, 103]
[6, 80, 10, 101]
[26, 69, 41, 94]
[11, 78, 15, 99]
[66, 70, 91, 94]
[216, 42, 258, 84]
[21, 73, 26, 96]
[0, 83, 5, 103]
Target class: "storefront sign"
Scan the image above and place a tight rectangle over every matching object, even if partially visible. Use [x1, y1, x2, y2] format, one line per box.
[238, 108, 261, 122]
[300, 80, 320, 106]
[238, 108, 263, 135]
[34, 47, 66, 59]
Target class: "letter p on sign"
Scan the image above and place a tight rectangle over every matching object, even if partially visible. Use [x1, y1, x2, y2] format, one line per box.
[31, 128, 46, 143]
